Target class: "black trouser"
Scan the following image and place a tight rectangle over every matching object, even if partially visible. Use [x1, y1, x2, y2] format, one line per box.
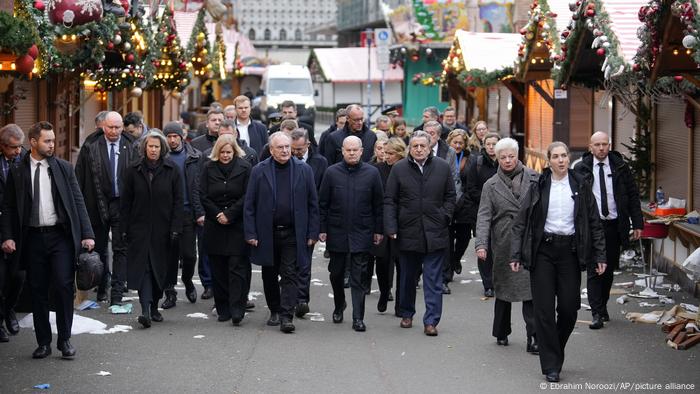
[93, 198, 127, 299]
[138, 261, 162, 313]
[261, 227, 299, 321]
[588, 219, 620, 317]
[0, 253, 25, 324]
[478, 241, 494, 291]
[26, 227, 74, 346]
[210, 254, 249, 320]
[297, 244, 314, 304]
[329, 252, 368, 320]
[531, 236, 581, 375]
[492, 298, 535, 339]
[371, 255, 394, 297]
[164, 216, 197, 296]
[445, 223, 471, 283]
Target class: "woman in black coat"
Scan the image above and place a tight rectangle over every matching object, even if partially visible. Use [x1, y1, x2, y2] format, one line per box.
[445, 129, 470, 280]
[121, 131, 183, 329]
[462, 132, 500, 297]
[510, 142, 606, 383]
[370, 138, 406, 315]
[199, 134, 252, 325]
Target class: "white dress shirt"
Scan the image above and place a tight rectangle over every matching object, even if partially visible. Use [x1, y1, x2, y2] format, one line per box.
[236, 118, 251, 146]
[592, 156, 618, 220]
[29, 156, 57, 226]
[432, 143, 438, 158]
[544, 175, 575, 235]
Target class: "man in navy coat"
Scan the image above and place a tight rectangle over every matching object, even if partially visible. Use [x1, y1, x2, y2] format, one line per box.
[243, 132, 319, 333]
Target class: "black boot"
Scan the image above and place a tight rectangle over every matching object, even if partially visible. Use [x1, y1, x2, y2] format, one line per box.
[161, 290, 176, 309]
[138, 303, 152, 328]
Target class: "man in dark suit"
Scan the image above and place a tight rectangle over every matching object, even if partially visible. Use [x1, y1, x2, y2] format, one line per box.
[0, 124, 27, 342]
[1, 121, 95, 359]
[268, 100, 317, 146]
[243, 132, 319, 333]
[324, 104, 377, 165]
[319, 135, 383, 332]
[574, 131, 643, 330]
[75, 111, 135, 305]
[224, 96, 269, 154]
[290, 128, 327, 317]
[441, 106, 469, 139]
[190, 108, 224, 153]
[412, 106, 440, 132]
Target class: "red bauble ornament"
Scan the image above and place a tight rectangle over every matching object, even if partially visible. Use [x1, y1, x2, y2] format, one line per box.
[27, 44, 39, 59]
[34, 0, 45, 11]
[49, 0, 102, 26]
[562, 30, 570, 38]
[632, 63, 641, 72]
[553, 55, 562, 61]
[674, 75, 684, 82]
[107, 42, 115, 50]
[15, 55, 35, 74]
[119, 0, 129, 14]
[596, 48, 606, 56]
[586, 9, 596, 17]
[154, 60, 161, 67]
[125, 53, 135, 63]
[179, 62, 187, 69]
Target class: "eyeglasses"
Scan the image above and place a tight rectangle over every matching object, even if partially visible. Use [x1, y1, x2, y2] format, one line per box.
[349, 117, 364, 123]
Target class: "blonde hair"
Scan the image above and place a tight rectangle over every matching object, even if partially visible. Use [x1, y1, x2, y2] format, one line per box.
[446, 129, 468, 145]
[209, 134, 246, 161]
[385, 137, 407, 158]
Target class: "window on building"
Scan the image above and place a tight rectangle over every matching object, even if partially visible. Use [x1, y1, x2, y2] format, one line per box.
[264, 28, 271, 40]
[295, 29, 302, 41]
[280, 29, 287, 41]
[248, 28, 256, 40]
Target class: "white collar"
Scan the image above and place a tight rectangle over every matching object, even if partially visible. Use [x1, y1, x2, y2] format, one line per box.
[595, 155, 610, 168]
[236, 118, 251, 127]
[30, 155, 49, 168]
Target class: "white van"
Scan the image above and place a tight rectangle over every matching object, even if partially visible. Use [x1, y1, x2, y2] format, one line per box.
[258, 63, 316, 124]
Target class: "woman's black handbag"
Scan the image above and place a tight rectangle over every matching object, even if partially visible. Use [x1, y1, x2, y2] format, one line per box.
[76, 250, 104, 291]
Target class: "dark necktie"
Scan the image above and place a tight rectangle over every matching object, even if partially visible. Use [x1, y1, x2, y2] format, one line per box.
[110, 142, 118, 197]
[598, 162, 609, 217]
[1, 158, 8, 180]
[30, 162, 41, 227]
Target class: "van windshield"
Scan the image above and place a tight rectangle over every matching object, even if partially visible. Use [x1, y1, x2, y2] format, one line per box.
[268, 78, 313, 95]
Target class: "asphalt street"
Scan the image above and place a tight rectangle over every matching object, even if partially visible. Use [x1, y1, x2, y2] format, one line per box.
[1, 242, 698, 393]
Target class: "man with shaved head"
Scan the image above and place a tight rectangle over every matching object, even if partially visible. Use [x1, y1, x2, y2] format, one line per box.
[76, 111, 137, 305]
[244, 132, 319, 334]
[574, 131, 643, 330]
[318, 136, 383, 332]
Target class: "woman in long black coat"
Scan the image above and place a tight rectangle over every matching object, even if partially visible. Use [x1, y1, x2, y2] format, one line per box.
[121, 131, 183, 329]
[199, 135, 252, 325]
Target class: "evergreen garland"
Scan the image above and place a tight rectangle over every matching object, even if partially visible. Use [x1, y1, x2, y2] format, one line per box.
[0, 11, 34, 56]
[187, 8, 212, 79]
[515, 0, 561, 79]
[151, 7, 189, 91]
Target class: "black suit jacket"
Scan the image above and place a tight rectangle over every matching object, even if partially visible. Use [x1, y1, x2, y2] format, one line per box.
[244, 120, 269, 154]
[1, 154, 94, 267]
[305, 147, 328, 190]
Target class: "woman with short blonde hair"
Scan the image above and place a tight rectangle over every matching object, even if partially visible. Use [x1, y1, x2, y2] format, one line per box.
[209, 134, 246, 161]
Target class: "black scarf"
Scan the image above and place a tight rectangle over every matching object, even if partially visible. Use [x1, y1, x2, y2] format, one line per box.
[497, 161, 525, 199]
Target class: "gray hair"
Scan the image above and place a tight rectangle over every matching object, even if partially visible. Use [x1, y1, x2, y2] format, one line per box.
[290, 128, 308, 142]
[95, 111, 109, 127]
[223, 105, 236, 114]
[343, 135, 362, 148]
[409, 130, 431, 145]
[424, 120, 442, 134]
[140, 130, 169, 159]
[345, 103, 363, 114]
[376, 115, 391, 126]
[423, 106, 440, 120]
[269, 131, 291, 146]
[494, 137, 519, 157]
[0, 124, 24, 145]
[375, 131, 388, 141]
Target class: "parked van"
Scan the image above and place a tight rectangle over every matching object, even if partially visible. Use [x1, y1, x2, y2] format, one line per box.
[257, 63, 316, 125]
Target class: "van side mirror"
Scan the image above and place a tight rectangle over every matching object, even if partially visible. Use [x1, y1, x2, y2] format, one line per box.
[314, 89, 319, 97]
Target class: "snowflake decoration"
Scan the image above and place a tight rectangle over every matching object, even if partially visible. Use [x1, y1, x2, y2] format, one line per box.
[75, 0, 101, 16]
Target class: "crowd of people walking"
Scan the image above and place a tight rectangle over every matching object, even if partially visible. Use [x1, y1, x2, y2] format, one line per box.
[0, 99, 644, 382]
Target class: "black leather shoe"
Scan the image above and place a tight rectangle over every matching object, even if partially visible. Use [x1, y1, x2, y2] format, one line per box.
[352, 319, 366, 332]
[484, 289, 494, 297]
[57, 340, 76, 359]
[138, 315, 151, 328]
[497, 337, 509, 346]
[232, 316, 243, 326]
[32, 345, 51, 359]
[454, 262, 462, 275]
[377, 293, 388, 313]
[5, 310, 19, 335]
[295, 303, 309, 318]
[0, 326, 9, 342]
[527, 336, 539, 354]
[201, 287, 214, 300]
[246, 300, 255, 310]
[151, 306, 163, 323]
[545, 372, 560, 382]
[589, 315, 604, 330]
[442, 283, 451, 295]
[267, 312, 280, 326]
[160, 294, 176, 310]
[185, 285, 197, 303]
[217, 314, 232, 322]
[332, 301, 346, 323]
[280, 320, 295, 333]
